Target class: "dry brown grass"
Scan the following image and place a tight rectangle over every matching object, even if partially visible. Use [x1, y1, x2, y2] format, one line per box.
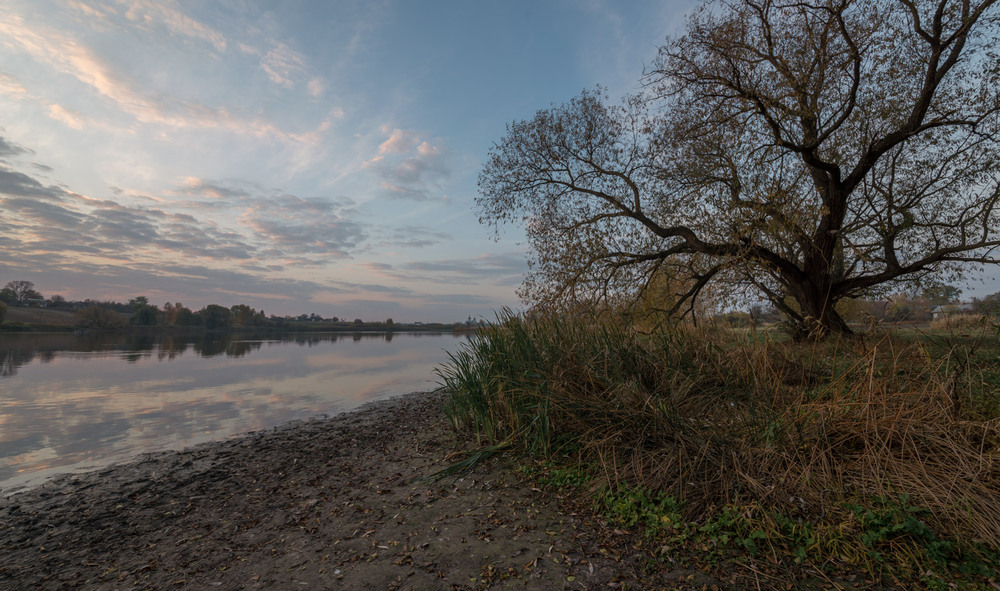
[3, 307, 79, 326]
[929, 313, 990, 330]
[441, 313, 1000, 557]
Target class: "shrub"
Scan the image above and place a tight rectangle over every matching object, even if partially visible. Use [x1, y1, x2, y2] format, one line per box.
[75, 304, 125, 329]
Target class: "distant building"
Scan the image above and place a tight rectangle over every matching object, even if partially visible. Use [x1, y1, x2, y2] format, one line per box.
[930, 303, 975, 320]
[24, 298, 47, 308]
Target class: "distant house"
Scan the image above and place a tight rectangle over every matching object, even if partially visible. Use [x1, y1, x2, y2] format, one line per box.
[930, 303, 975, 320]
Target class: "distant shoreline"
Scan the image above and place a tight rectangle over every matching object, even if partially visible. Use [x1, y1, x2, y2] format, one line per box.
[1, 304, 485, 334]
[0, 317, 480, 335]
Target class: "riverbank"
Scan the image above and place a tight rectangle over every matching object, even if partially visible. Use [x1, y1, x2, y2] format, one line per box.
[0, 390, 738, 590]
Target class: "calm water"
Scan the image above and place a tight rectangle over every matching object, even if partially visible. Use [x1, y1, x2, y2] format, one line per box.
[0, 331, 468, 493]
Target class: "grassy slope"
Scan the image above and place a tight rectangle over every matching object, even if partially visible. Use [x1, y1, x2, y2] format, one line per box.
[3, 307, 80, 326]
[439, 313, 1000, 588]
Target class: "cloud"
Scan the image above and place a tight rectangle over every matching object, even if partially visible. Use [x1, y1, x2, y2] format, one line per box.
[0, 162, 371, 284]
[0, 165, 65, 199]
[177, 177, 249, 200]
[376, 128, 421, 156]
[232, 31, 314, 93]
[360, 253, 526, 286]
[0, 257, 332, 310]
[0, 72, 28, 98]
[0, 11, 302, 140]
[174, 178, 368, 262]
[307, 77, 326, 98]
[47, 104, 88, 129]
[383, 225, 452, 248]
[64, 0, 118, 25]
[365, 129, 451, 201]
[242, 194, 367, 261]
[109, 0, 227, 52]
[330, 279, 413, 296]
[377, 182, 437, 202]
[0, 14, 161, 122]
[422, 293, 496, 306]
[0, 178, 262, 264]
[0, 136, 32, 159]
[407, 253, 527, 285]
[2, 196, 86, 227]
[93, 206, 172, 243]
[383, 142, 447, 185]
[261, 42, 306, 88]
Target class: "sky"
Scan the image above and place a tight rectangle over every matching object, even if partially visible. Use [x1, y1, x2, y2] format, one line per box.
[0, 0, 700, 323]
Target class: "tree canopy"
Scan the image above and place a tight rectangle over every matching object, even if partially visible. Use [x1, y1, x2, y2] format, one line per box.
[478, 0, 1000, 336]
[1, 280, 43, 305]
[129, 296, 159, 326]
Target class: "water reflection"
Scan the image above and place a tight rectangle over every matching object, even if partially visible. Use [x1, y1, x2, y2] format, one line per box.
[0, 331, 426, 376]
[0, 331, 465, 493]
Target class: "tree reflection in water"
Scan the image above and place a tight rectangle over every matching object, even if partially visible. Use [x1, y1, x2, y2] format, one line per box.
[0, 330, 462, 492]
[0, 331, 417, 376]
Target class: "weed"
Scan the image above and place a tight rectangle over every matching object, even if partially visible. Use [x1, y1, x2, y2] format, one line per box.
[516, 458, 592, 488]
[596, 486, 685, 534]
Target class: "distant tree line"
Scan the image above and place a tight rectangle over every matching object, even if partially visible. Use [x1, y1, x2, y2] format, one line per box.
[0, 280, 427, 330]
[715, 284, 1000, 328]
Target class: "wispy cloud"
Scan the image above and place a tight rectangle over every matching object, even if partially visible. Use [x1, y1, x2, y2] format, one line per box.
[87, 0, 228, 52]
[0, 72, 28, 98]
[360, 253, 526, 286]
[175, 178, 368, 263]
[242, 194, 367, 262]
[373, 128, 421, 158]
[365, 128, 450, 201]
[47, 104, 89, 129]
[382, 225, 452, 248]
[177, 178, 248, 201]
[261, 42, 306, 88]
[307, 77, 326, 98]
[0, 136, 32, 159]
[0, 9, 307, 140]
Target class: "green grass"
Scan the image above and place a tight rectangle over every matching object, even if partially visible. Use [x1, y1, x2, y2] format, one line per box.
[438, 310, 1000, 586]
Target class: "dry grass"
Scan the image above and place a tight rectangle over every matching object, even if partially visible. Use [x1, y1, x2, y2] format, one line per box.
[440, 312, 1000, 569]
[3, 307, 79, 326]
[929, 313, 990, 330]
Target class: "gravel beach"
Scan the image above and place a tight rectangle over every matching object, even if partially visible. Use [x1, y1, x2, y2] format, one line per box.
[0, 390, 733, 590]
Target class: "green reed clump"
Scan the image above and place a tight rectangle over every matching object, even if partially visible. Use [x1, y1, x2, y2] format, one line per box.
[438, 310, 1000, 578]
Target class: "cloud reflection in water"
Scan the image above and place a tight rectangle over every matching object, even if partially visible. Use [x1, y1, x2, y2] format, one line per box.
[0, 331, 467, 492]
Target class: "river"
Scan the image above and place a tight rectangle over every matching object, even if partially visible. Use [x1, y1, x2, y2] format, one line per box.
[0, 331, 469, 493]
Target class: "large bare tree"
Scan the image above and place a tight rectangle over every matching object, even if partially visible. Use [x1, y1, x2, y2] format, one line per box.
[478, 0, 1000, 336]
[1, 280, 43, 305]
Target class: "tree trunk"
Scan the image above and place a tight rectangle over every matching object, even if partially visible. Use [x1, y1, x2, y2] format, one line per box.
[789, 280, 853, 339]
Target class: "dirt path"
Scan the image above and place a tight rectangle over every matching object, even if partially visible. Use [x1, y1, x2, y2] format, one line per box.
[0, 391, 732, 590]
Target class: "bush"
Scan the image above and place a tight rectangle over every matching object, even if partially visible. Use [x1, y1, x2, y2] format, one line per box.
[0, 300, 6, 323]
[75, 304, 125, 329]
